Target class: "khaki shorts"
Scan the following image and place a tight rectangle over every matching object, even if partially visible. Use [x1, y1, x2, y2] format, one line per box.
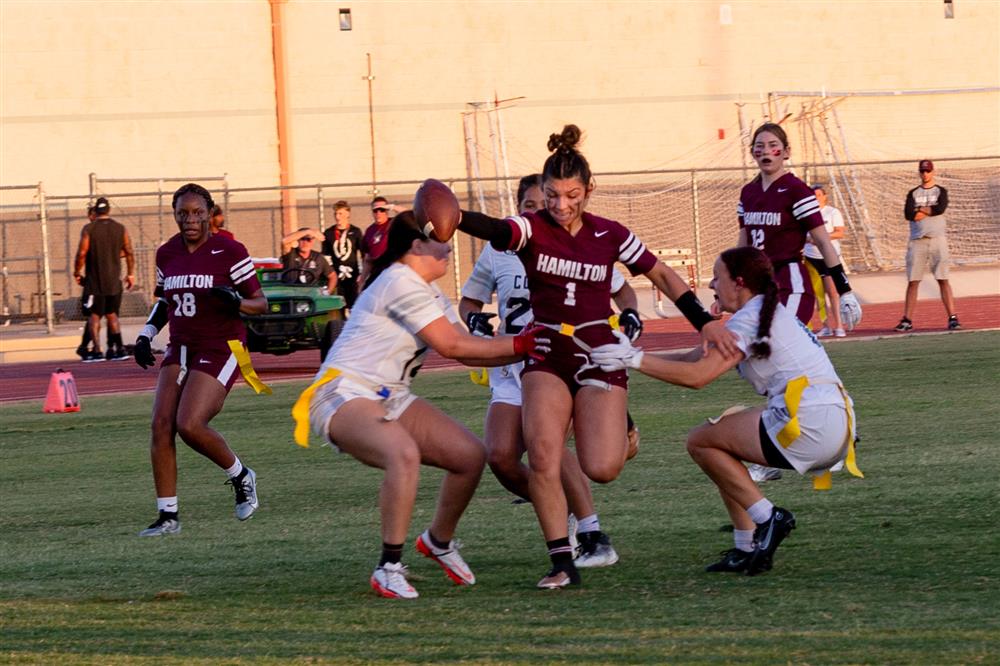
[906, 236, 950, 281]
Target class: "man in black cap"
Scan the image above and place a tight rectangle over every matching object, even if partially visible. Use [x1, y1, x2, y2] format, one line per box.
[73, 197, 135, 360]
[895, 160, 960, 332]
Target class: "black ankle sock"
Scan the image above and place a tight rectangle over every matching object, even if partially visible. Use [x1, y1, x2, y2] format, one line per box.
[546, 537, 574, 567]
[427, 530, 450, 551]
[379, 542, 404, 566]
[160, 510, 178, 519]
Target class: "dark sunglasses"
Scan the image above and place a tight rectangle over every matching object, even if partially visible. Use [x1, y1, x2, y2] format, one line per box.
[373, 207, 388, 213]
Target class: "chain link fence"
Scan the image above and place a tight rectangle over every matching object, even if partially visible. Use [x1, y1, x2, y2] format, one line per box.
[2, 157, 997, 329]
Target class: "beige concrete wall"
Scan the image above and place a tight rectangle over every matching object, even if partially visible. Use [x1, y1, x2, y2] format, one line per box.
[2, 0, 998, 196]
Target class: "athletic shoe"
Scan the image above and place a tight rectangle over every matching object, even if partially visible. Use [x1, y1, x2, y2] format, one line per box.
[138, 511, 181, 537]
[829, 459, 845, 472]
[948, 316, 962, 331]
[107, 345, 131, 361]
[75, 345, 90, 360]
[705, 548, 752, 573]
[82, 350, 106, 363]
[748, 464, 783, 483]
[626, 424, 640, 460]
[834, 328, 847, 338]
[567, 513, 579, 556]
[894, 317, 913, 332]
[574, 531, 619, 568]
[746, 507, 796, 576]
[536, 564, 581, 589]
[370, 562, 418, 599]
[415, 530, 476, 585]
[226, 467, 259, 521]
[815, 327, 832, 338]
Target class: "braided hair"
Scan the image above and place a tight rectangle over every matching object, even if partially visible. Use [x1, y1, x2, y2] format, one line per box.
[171, 182, 215, 212]
[719, 247, 779, 359]
[542, 124, 593, 187]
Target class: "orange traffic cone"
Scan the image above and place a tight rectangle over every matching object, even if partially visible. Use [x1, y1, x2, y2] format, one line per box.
[43, 369, 81, 413]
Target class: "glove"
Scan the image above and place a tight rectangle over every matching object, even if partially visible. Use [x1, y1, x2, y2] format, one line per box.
[620, 308, 643, 342]
[466, 311, 496, 337]
[210, 286, 242, 315]
[512, 324, 551, 361]
[839, 292, 863, 331]
[338, 265, 354, 280]
[590, 330, 644, 371]
[133, 335, 156, 369]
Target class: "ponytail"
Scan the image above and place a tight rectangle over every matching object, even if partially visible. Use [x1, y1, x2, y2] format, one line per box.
[719, 246, 778, 359]
[749, 280, 779, 359]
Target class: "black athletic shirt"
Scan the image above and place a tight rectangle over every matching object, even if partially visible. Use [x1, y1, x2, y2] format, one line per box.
[84, 218, 126, 295]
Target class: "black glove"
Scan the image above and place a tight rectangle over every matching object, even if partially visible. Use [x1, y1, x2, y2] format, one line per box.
[134, 335, 156, 369]
[210, 286, 242, 315]
[466, 311, 496, 337]
[620, 308, 643, 342]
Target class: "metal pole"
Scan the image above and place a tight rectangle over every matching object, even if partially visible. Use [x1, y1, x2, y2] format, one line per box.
[486, 103, 506, 216]
[317, 185, 326, 232]
[691, 171, 702, 288]
[364, 53, 378, 195]
[831, 103, 884, 269]
[494, 97, 517, 215]
[89, 172, 97, 200]
[736, 100, 750, 183]
[157, 180, 165, 249]
[38, 183, 55, 334]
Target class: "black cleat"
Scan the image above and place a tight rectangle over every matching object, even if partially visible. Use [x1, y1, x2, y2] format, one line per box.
[948, 316, 962, 331]
[705, 548, 752, 573]
[893, 317, 913, 332]
[747, 507, 796, 576]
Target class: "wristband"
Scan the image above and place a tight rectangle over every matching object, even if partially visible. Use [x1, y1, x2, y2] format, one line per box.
[828, 264, 852, 295]
[674, 290, 714, 331]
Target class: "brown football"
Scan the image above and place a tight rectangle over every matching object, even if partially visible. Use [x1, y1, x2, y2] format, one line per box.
[414, 179, 460, 242]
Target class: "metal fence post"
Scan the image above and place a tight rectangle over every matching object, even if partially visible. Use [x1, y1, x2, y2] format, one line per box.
[317, 185, 326, 231]
[157, 179, 165, 249]
[691, 170, 702, 288]
[38, 182, 55, 334]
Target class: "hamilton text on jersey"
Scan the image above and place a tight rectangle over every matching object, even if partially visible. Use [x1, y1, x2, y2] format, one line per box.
[535, 253, 608, 282]
[741, 211, 782, 226]
[163, 274, 216, 290]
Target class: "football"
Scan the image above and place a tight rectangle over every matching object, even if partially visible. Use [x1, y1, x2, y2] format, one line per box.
[413, 179, 460, 242]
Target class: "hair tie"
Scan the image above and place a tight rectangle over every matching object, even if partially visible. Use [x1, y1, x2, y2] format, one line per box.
[755, 336, 770, 345]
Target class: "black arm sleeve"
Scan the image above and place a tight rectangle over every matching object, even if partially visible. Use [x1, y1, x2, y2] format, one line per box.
[903, 189, 917, 222]
[145, 297, 168, 333]
[458, 210, 513, 250]
[931, 186, 948, 216]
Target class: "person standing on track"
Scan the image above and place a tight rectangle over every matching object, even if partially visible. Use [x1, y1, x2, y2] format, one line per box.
[132, 183, 268, 537]
[803, 184, 846, 338]
[293, 210, 549, 599]
[456, 124, 738, 589]
[591, 247, 863, 576]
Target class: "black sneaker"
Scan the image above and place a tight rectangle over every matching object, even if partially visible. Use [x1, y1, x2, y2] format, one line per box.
[108, 346, 131, 361]
[948, 316, 962, 331]
[746, 507, 796, 576]
[75, 345, 90, 360]
[138, 511, 181, 537]
[82, 350, 107, 363]
[574, 531, 619, 568]
[893, 317, 913, 332]
[705, 548, 752, 573]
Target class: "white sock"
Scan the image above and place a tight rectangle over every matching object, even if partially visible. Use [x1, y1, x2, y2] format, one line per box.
[156, 496, 178, 514]
[577, 513, 600, 534]
[733, 529, 754, 552]
[224, 457, 244, 479]
[747, 498, 775, 525]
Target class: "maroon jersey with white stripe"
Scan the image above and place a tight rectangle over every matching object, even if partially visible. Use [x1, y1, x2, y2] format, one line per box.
[155, 233, 260, 345]
[504, 210, 656, 326]
[738, 172, 824, 263]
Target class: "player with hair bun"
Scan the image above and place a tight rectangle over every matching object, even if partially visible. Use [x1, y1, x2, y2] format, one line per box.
[133, 183, 269, 537]
[292, 210, 550, 600]
[457, 124, 739, 589]
[591, 246, 863, 576]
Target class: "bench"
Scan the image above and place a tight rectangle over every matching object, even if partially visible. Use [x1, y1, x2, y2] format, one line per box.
[629, 248, 698, 318]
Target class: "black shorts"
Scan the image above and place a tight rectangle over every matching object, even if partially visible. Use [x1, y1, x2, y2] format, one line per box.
[80, 287, 92, 317]
[88, 293, 122, 317]
[759, 418, 794, 470]
[804, 255, 829, 277]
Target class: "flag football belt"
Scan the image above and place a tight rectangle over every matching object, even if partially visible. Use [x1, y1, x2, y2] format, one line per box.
[291, 366, 401, 447]
[174, 341, 271, 396]
[536, 316, 621, 391]
[778, 375, 863, 490]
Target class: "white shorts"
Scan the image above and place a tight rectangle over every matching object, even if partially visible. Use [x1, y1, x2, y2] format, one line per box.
[906, 236, 950, 281]
[308, 374, 417, 451]
[488, 362, 523, 407]
[761, 401, 854, 475]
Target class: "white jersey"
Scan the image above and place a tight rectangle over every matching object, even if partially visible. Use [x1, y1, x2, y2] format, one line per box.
[726, 296, 845, 412]
[317, 262, 458, 389]
[461, 245, 627, 335]
[803, 205, 844, 260]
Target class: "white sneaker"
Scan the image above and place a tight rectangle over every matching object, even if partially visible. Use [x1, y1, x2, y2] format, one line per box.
[829, 460, 845, 472]
[370, 562, 419, 599]
[567, 514, 579, 556]
[834, 328, 847, 338]
[748, 464, 783, 483]
[574, 531, 620, 568]
[138, 512, 181, 537]
[816, 327, 832, 338]
[415, 530, 476, 585]
[227, 467, 259, 521]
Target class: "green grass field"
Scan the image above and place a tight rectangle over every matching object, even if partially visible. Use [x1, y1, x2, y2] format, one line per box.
[2, 332, 999, 665]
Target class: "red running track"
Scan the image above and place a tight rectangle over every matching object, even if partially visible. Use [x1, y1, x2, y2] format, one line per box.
[2, 295, 997, 405]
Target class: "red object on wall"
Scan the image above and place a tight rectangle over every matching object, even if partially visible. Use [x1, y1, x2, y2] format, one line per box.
[718, 129, 726, 140]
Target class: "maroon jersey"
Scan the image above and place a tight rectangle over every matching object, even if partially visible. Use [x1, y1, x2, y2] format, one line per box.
[361, 221, 391, 261]
[505, 210, 657, 328]
[155, 233, 261, 346]
[737, 172, 823, 263]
